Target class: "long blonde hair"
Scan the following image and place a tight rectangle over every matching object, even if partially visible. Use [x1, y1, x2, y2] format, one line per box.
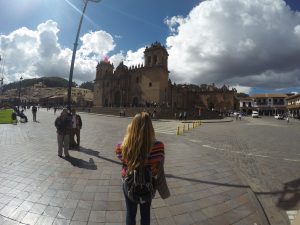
[121, 112, 155, 172]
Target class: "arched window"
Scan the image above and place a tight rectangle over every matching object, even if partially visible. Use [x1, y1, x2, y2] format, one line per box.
[149, 82, 152, 87]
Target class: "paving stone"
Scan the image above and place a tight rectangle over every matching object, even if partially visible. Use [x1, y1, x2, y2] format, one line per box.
[72, 209, 91, 222]
[58, 208, 76, 220]
[35, 215, 55, 225]
[105, 211, 123, 222]
[44, 205, 61, 217]
[89, 211, 105, 223]
[173, 213, 194, 225]
[53, 218, 71, 225]
[21, 212, 40, 224]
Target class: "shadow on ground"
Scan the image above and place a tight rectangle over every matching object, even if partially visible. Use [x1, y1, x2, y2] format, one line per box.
[63, 155, 97, 170]
[70, 146, 122, 165]
[70, 147, 300, 210]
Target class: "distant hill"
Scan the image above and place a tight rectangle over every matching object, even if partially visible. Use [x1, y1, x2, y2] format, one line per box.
[79, 81, 94, 91]
[2, 77, 78, 92]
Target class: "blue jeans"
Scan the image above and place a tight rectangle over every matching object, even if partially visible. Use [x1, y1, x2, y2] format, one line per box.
[123, 190, 151, 225]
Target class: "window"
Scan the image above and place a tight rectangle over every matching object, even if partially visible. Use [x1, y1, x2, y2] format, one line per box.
[148, 56, 151, 65]
[149, 82, 152, 87]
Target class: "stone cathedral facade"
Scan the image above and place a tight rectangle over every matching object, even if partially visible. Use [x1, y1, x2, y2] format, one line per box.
[93, 42, 238, 113]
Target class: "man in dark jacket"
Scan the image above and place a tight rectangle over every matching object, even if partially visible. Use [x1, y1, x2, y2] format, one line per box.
[70, 108, 82, 149]
[55, 108, 72, 157]
[32, 105, 37, 122]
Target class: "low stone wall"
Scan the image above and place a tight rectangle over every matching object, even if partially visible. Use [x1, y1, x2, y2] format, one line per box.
[76, 106, 221, 120]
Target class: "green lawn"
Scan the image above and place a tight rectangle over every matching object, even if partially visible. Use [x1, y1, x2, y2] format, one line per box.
[0, 109, 14, 124]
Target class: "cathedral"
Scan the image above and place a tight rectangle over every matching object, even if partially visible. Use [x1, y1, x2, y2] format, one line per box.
[93, 42, 238, 113]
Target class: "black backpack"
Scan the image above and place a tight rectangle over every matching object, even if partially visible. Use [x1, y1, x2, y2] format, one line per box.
[123, 166, 156, 204]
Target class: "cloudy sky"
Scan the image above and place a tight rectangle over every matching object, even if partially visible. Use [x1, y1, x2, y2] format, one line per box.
[0, 0, 300, 94]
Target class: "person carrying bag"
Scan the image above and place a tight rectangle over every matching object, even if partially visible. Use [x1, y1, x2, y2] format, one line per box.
[115, 112, 170, 225]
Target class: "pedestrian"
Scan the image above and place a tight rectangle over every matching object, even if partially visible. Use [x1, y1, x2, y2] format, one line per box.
[70, 108, 82, 149]
[286, 116, 289, 123]
[152, 109, 156, 120]
[239, 113, 242, 120]
[32, 105, 37, 122]
[179, 112, 182, 120]
[55, 108, 72, 157]
[183, 111, 187, 120]
[115, 112, 170, 225]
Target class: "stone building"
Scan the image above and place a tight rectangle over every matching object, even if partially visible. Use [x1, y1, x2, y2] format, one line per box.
[93, 42, 238, 113]
[286, 94, 300, 118]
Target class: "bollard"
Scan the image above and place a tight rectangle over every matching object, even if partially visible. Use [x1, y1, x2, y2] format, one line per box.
[187, 124, 190, 131]
[192, 122, 195, 128]
[176, 126, 180, 135]
[183, 124, 185, 132]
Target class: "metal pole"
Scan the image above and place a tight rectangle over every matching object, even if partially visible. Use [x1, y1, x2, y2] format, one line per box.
[67, 0, 89, 110]
[18, 77, 23, 111]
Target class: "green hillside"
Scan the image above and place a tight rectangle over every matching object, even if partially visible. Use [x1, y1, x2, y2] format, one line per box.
[2, 77, 78, 92]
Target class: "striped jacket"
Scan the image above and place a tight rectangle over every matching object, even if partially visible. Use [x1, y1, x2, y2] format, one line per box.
[115, 141, 170, 199]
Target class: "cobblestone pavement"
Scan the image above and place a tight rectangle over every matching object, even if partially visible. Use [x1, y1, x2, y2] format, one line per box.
[0, 109, 272, 225]
[184, 116, 300, 225]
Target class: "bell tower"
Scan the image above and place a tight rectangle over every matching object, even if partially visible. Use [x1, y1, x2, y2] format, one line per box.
[95, 60, 114, 80]
[144, 42, 168, 70]
[94, 60, 114, 107]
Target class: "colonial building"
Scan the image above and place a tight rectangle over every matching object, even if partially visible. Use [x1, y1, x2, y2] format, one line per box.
[286, 94, 300, 118]
[93, 42, 238, 113]
[240, 94, 288, 116]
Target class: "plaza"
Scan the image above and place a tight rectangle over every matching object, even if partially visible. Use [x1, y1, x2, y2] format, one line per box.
[0, 109, 299, 225]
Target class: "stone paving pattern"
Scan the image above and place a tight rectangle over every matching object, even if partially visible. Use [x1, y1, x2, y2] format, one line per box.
[0, 109, 273, 224]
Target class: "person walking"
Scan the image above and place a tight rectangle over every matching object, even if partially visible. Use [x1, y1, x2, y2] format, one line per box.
[70, 108, 82, 149]
[32, 105, 37, 122]
[55, 108, 72, 157]
[115, 112, 170, 225]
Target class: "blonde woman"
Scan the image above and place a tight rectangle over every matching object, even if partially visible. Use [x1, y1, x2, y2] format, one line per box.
[116, 112, 170, 225]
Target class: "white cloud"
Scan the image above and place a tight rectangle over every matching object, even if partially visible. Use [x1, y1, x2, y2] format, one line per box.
[165, 0, 300, 89]
[109, 47, 145, 69]
[231, 85, 252, 94]
[0, 20, 116, 83]
[78, 30, 115, 59]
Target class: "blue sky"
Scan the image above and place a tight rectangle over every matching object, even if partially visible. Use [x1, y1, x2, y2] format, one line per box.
[0, 0, 300, 95]
[0, 0, 199, 53]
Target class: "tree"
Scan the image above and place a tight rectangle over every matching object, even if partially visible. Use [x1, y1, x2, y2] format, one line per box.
[79, 81, 94, 91]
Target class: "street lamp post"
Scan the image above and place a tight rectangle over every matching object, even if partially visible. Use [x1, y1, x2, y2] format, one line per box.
[18, 76, 23, 111]
[67, 0, 101, 110]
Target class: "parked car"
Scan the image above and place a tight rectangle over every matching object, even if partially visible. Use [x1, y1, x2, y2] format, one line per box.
[252, 111, 259, 118]
[274, 115, 284, 120]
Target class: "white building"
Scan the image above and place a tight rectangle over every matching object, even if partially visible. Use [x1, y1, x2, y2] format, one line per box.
[239, 94, 288, 116]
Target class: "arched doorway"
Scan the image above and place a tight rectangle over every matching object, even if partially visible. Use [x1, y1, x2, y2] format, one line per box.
[114, 91, 121, 107]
